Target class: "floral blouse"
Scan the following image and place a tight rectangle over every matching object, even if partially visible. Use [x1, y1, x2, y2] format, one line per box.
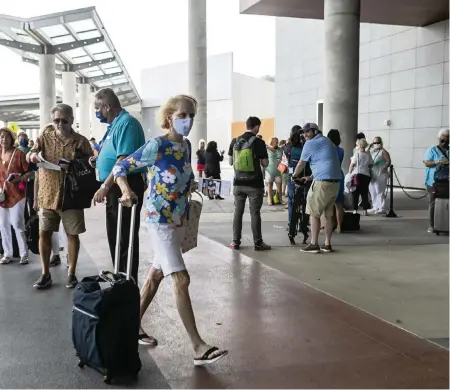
[113, 137, 194, 225]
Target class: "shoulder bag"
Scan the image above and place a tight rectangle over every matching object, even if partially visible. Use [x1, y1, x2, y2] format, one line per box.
[181, 191, 203, 254]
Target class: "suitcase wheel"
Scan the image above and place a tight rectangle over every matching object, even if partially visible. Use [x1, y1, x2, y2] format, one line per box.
[104, 374, 113, 385]
[78, 361, 85, 369]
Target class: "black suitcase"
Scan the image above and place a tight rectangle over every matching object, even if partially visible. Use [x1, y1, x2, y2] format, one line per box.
[342, 212, 360, 231]
[72, 203, 142, 385]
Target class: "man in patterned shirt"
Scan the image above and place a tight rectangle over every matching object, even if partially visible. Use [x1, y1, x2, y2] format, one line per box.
[28, 104, 93, 290]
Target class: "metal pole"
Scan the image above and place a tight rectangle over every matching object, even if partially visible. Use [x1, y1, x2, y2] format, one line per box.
[114, 203, 123, 274]
[386, 165, 398, 218]
[126, 204, 137, 280]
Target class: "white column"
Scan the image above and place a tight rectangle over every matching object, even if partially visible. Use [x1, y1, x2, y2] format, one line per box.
[188, 0, 207, 152]
[323, 0, 360, 171]
[78, 83, 91, 138]
[39, 54, 56, 129]
[62, 72, 77, 125]
[90, 92, 108, 140]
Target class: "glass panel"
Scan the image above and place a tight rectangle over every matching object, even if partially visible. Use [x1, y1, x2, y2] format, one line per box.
[99, 61, 119, 69]
[77, 30, 101, 40]
[40, 25, 68, 37]
[92, 52, 114, 61]
[95, 80, 113, 87]
[67, 20, 96, 33]
[104, 67, 121, 75]
[52, 35, 76, 45]
[86, 70, 104, 77]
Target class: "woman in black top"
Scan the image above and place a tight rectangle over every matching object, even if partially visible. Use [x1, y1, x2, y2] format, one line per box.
[205, 141, 225, 200]
[196, 139, 206, 178]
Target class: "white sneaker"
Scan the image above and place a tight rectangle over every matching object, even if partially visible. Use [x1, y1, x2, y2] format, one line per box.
[20, 255, 29, 265]
[0, 256, 12, 264]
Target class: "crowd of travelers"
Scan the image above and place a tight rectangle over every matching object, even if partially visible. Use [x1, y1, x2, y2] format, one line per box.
[0, 85, 447, 367]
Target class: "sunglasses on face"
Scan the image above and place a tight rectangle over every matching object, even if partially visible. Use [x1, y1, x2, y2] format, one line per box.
[53, 118, 69, 125]
[373, 142, 381, 145]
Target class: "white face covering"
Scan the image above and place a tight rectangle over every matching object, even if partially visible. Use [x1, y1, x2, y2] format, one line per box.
[172, 118, 192, 137]
[373, 144, 381, 150]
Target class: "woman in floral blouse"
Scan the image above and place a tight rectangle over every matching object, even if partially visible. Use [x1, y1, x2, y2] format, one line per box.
[0, 127, 31, 264]
[113, 94, 227, 366]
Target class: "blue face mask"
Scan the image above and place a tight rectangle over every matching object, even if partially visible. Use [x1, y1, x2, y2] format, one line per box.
[19, 139, 29, 148]
[173, 118, 192, 136]
[96, 110, 108, 124]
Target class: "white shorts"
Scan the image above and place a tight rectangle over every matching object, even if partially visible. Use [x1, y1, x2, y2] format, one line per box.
[147, 223, 186, 276]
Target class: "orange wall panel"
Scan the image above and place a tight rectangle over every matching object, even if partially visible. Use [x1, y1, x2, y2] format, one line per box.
[231, 117, 274, 142]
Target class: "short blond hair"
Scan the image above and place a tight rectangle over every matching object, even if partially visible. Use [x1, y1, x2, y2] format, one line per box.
[357, 138, 368, 149]
[158, 94, 198, 130]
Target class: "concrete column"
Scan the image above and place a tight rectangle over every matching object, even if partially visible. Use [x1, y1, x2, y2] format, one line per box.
[90, 92, 108, 140]
[78, 83, 91, 138]
[188, 0, 207, 153]
[62, 72, 77, 124]
[39, 54, 56, 129]
[323, 0, 360, 170]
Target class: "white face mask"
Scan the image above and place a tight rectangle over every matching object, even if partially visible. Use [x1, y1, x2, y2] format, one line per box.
[373, 144, 381, 150]
[172, 117, 192, 136]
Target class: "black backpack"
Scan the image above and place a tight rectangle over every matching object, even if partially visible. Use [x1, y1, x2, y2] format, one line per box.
[25, 215, 39, 255]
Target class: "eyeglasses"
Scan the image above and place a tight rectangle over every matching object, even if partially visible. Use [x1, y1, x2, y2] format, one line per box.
[373, 142, 381, 145]
[53, 118, 69, 125]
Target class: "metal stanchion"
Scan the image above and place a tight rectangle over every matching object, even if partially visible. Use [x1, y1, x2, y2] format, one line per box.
[386, 165, 398, 218]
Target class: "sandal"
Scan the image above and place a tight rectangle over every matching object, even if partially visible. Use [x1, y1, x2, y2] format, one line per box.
[138, 333, 158, 346]
[194, 346, 228, 366]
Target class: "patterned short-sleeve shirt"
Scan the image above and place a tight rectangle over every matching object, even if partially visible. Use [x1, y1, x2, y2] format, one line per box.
[30, 129, 93, 210]
[113, 137, 194, 225]
[0, 148, 29, 208]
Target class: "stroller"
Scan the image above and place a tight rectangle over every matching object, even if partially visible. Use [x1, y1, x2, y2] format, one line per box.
[288, 178, 310, 245]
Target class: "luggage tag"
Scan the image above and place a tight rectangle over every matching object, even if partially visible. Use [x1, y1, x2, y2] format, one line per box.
[288, 167, 294, 174]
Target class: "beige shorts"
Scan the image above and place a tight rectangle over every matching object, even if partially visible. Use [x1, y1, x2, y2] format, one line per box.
[39, 209, 86, 235]
[266, 173, 282, 185]
[306, 180, 340, 218]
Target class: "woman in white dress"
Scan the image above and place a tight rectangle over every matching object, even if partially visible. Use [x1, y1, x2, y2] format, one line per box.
[368, 137, 391, 214]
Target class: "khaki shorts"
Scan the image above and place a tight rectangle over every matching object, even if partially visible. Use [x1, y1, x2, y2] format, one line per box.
[39, 209, 86, 235]
[306, 180, 340, 218]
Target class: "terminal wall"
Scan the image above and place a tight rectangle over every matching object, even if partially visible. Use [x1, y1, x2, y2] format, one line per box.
[276, 17, 449, 188]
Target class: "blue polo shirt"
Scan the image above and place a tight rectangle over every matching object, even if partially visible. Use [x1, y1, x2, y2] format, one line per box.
[424, 146, 449, 187]
[97, 110, 146, 182]
[300, 134, 341, 180]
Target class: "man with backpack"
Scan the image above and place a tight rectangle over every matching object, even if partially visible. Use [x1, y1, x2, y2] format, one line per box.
[228, 116, 271, 251]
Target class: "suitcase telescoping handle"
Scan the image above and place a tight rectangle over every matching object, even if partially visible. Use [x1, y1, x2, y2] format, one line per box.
[114, 199, 138, 280]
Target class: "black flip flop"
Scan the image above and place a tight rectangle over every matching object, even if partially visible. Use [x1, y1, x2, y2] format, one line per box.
[138, 333, 158, 346]
[194, 347, 228, 366]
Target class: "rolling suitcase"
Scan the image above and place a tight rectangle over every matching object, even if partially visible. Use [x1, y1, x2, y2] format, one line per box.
[72, 202, 142, 385]
[434, 198, 449, 236]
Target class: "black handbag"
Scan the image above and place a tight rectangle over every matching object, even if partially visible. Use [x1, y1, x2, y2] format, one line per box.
[61, 158, 100, 211]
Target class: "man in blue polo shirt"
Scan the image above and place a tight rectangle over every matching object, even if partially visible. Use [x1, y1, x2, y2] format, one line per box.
[92, 88, 146, 281]
[293, 123, 341, 254]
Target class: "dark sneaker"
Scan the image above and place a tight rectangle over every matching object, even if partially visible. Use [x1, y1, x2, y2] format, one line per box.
[50, 255, 61, 267]
[66, 275, 78, 289]
[300, 244, 321, 254]
[229, 242, 240, 250]
[254, 241, 271, 251]
[33, 273, 52, 290]
[321, 244, 333, 253]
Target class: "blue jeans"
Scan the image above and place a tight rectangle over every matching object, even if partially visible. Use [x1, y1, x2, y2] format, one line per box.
[287, 179, 295, 222]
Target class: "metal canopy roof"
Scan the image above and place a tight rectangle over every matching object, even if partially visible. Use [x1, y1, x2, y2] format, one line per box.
[0, 7, 140, 107]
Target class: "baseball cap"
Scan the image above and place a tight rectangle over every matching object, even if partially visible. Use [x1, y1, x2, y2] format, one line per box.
[302, 123, 319, 132]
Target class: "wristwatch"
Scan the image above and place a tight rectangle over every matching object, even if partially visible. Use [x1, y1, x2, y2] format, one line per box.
[100, 183, 109, 191]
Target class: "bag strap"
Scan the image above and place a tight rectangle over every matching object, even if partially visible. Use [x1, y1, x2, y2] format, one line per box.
[436, 146, 449, 161]
[2, 149, 17, 192]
